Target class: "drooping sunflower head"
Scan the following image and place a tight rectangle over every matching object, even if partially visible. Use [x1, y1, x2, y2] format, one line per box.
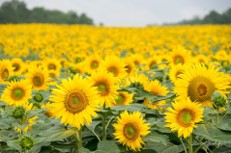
[169, 64, 186, 83]
[90, 70, 119, 107]
[49, 74, 100, 129]
[26, 66, 50, 90]
[113, 91, 133, 106]
[169, 45, 191, 66]
[1, 79, 32, 106]
[113, 111, 150, 151]
[0, 59, 14, 83]
[174, 64, 230, 106]
[11, 58, 25, 76]
[143, 80, 168, 110]
[165, 98, 204, 138]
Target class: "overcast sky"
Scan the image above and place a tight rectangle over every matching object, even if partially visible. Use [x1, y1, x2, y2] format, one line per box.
[1, 0, 231, 26]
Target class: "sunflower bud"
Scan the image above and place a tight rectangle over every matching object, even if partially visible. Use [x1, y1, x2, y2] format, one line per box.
[13, 107, 25, 119]
[212, 92, 226, 109]
[20, 137, 33, 149]
[33, 92, 43, 102]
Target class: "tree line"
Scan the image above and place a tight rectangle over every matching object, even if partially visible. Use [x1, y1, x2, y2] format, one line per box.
[0, 0, 94, 24]
[175, 8, 231, 25]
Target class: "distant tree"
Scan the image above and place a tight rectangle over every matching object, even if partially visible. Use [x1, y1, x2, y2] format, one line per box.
[164, 7, 231, 25]
[0, 0, 94, 25]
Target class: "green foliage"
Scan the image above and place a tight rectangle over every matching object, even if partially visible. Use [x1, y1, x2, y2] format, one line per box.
[0, 0, 94, 24]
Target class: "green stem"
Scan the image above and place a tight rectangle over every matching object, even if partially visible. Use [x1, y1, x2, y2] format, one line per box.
[76, 128, 82, 153]
[188, 135, 193, 153]
[102, 114, 106, 141]
[180, 137, 188, 153]
[105, 116, 115, 132]
[85, 125, 101, 141]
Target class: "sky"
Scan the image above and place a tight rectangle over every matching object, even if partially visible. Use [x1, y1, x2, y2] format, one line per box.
[1, 0, 231, 26]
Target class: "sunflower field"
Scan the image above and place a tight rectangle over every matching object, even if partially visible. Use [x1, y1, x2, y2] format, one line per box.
[0, 24, 231, 153]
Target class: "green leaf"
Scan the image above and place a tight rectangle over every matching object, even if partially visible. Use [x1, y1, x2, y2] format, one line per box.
[211, 144, 231, 153]
[194, 123, 231, 144]
[35, 128, 76, 143]
[144, 132, 168, 145]
[95, 141, 120, 153]
[146, 142, 178, 153]
[7, 140, 22, 152]
[216, 118, 231, 131]
[0, 118, 16, 129]
[111, 104, 146, 113]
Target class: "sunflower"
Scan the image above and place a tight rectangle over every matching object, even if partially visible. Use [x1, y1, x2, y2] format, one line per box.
[164, 98, 204, 138]
[169, 64, 186, 83]
[125, 73, 149, 88]
[26, 66, 50, 90]
[49, 74, 99, 129]
[174, 64, 229, 106]
[0, 59, 14, 83]
[143, 80, 168, 110]
[113, 111, 150, 151]
[168, 45, 191, 66]
[90, 70, 119, 107]
[11, 58, 25, 76]
[113, 91, 133, 106]
[1, 80, 32, 106]
[84, 55, 101, 73]
[45, 58, 61, 74]
[100, 56, 127, 78]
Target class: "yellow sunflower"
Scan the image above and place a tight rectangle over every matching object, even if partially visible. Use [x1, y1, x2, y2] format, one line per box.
[49, 74, 99, 129]
[45, 58, 61, 72]
[174, 64, 230, 106]
[164, 98, 204, 138]
[26, 66, 50, 90]
[90, 70, 119, 107]
[143, 80, 168, 110]
[169, 45, 191, 66]
[0, 59, 14, 83]
[1, 80, 32, 106]
[113, 111, 150, 151]
[113, 91, 133, 106]
[100, 56, 127, 78]
[169, 64, 186, 83]
[84, 55, 101, 73]
[11, 58, 25, 76]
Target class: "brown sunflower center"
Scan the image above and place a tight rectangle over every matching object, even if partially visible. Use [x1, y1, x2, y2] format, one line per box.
[188, 76, 215, 102]
[149, 61, 157, 69]
[13, 63, 20, 72]
[108, 66, 119, 76]
[1, 69, 9, 80]
[123, 123, 139, 140]
[96, 82, 109, 96]
[177, 109, 194, 127]
[90, 60, 99, 69]
[65, 91, 88, 114]
[125, 65, 132, 74]
[48, 64, 56, 70]
[174, 55, 184, 65]
[33, 74, 44, 87]
[175, 70, 183, 79]
[115, 94, 125, 105]
[12, 88, 25, 100]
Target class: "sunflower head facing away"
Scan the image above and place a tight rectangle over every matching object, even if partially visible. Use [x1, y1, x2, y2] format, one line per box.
[165, 98, 204, 138]
[113, 111, 150, 151]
